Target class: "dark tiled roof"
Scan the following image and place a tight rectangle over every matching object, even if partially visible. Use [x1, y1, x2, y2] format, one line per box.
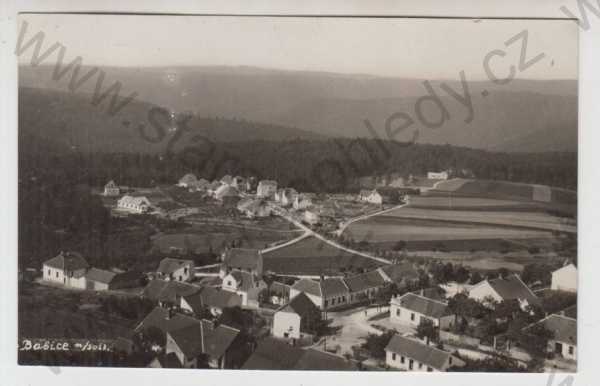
[487, 274, 539, 305]
[278, 292, 321, 319]
[223, 248, 261, 270]
[344, 270, 386, 292]
[414, 287, 447, 302]
[393, 293, 450, 319]
[293, 349, 357, 371]
[43, 251, 89, 271]
[242, 338, 305, 370]
[142, 279, 200, 304]
[168, 320, 240, 360]
[85, 268, 117, 284]
[291, 279, 322, 298]
[385, 334, 452, 370]
[269, 281, 291, 297]
[529, 314, 577, 345]
[321, 278, 349, 298]
[136, 306, 200, 334]
[157, 258, 193, 275]
[183, 286, 242, 313]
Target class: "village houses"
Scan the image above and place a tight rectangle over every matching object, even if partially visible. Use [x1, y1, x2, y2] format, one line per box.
[427, 171, 449, 180]
[272, 292, 322, 340]
[293, 194, 312, 210]
[358, 189, 383, 205]
[551, 263, 577, 293]
[177, 173, 198, 188]
[180, 286, 242, 317]
[142, 279, 200, 307]
[221, 269, 267, 308]
[117, 195, 152, 214]
[390, 292, 454, 329]
[290, 277, 350, 310]
[156, 258, 195, 282]
[385, 334, 464, 371]
[103, 180, 120, 196]
[524, 313, 577, 361]
[237, 198, 272, 218]
[468, 274, 540, 310]
[256, 180, 278, 198]
[220, 248, 263, 278]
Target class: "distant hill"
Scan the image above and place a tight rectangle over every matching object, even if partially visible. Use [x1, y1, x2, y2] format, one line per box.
[18, 87, 325, 154]
[19, 65, 577, 152]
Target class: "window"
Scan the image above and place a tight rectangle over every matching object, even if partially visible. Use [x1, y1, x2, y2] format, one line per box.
[392, 353, 396, 360]
[47, 269, 50, 276]
[427, 367, 433, 372]
[184, 268, 188, 274]
[331, 298, 335, 305]
[568, 346, 574, 355]
[411, 313, 415, 321]
[418, 363, 423, 369]
[400, 356, 405, 364]
[449, 357, 453, 365]
[324, 300, 328, 307]
[227, 281, 232, 286]
[396, 309, 400, 316]
[409, 359, 414, 370]
[56, 271, 59, 278]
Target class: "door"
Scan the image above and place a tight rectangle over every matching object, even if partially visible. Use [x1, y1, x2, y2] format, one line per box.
[555, 342, 563, 355]
[409, 359, 414, 370]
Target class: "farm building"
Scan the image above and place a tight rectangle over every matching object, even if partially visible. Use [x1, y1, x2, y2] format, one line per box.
[214, 185, 241, 205]
[156, 258, 194, 282]
[390, 292, 453, 329]
[136, 307, 240, 369]
[344, 270, 387, 303]
[303, 209, 320, 225]
[42, 251, 89, 289]
[103, 180, 120, 196]
[242, 337, 357, 370]
[221, 248, 263, 277]
[272, 292, 322, 340]
[358, 189, 383, 205]
[221, 269, 267, 308]
[469, 274, 539, 310]
[117, 195, 152, 213]
[142, 279, 200, 307]
[551, 263, 577, 293]
[289, 278, 351, 310]
[385, 334, 464, 371]
[180, 286, 242, 317]
[275, 188, 298, 206]
[524, 314, 577, 361]
[256, 180, 278, 198]
[293, 194, 312, 210]
[427, 171, 449, 180]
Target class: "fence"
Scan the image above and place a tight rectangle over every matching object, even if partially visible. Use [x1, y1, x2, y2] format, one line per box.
[439, 330, 481, 347]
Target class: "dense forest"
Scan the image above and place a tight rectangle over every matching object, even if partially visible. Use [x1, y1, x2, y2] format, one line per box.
[20, 138, 577, 193]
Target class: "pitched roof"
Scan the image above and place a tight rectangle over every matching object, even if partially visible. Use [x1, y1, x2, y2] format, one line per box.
[379, 262, 420, 283]
[291, 279, 322, 298]
[215, 185, 240, 200]
[242, 338, 305, 370]
[168, 320, 240, 360]
[43, 251, 89, 272]
[157, 258, 193, 275]
[486, 274, 539, 305]
[105, 180, 117, 188]
[228, 270, 259, 292]
[85, 268, 117, 284]
[391, 292, 450, 319]
[118, 195, 151, 207]
[293, 349, 357, 371]
[269, 281, 291, 297]
[223, 248, 261, 270]
[258, 180, 277, 187]
[321, 278, 349, 298]
[136, 306, 200, 334]
[183, 286, 242, 313]
[385, 334, 454, 370]
[142, 279, 200, 304]
[241, 338, 356, 370]
[344, 270, 387, 292]
[560, 304, 577, 319]
[528, 314, 577, 345]
[553, 263, 577, 275]
[278, 292, 321, 318]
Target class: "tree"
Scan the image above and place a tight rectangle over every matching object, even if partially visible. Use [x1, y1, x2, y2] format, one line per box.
[361, 330, 395, 359]
[469, 271, 483, 285]
[416, 318, 437, 344]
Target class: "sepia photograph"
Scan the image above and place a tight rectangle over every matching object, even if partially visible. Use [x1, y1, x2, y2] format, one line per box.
[16, 13, 578, 373]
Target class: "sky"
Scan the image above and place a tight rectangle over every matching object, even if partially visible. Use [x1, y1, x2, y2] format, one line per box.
[17, 14, 578, 80]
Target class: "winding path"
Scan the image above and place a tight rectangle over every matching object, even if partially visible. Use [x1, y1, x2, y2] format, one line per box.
[336, 202, 408, 236]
